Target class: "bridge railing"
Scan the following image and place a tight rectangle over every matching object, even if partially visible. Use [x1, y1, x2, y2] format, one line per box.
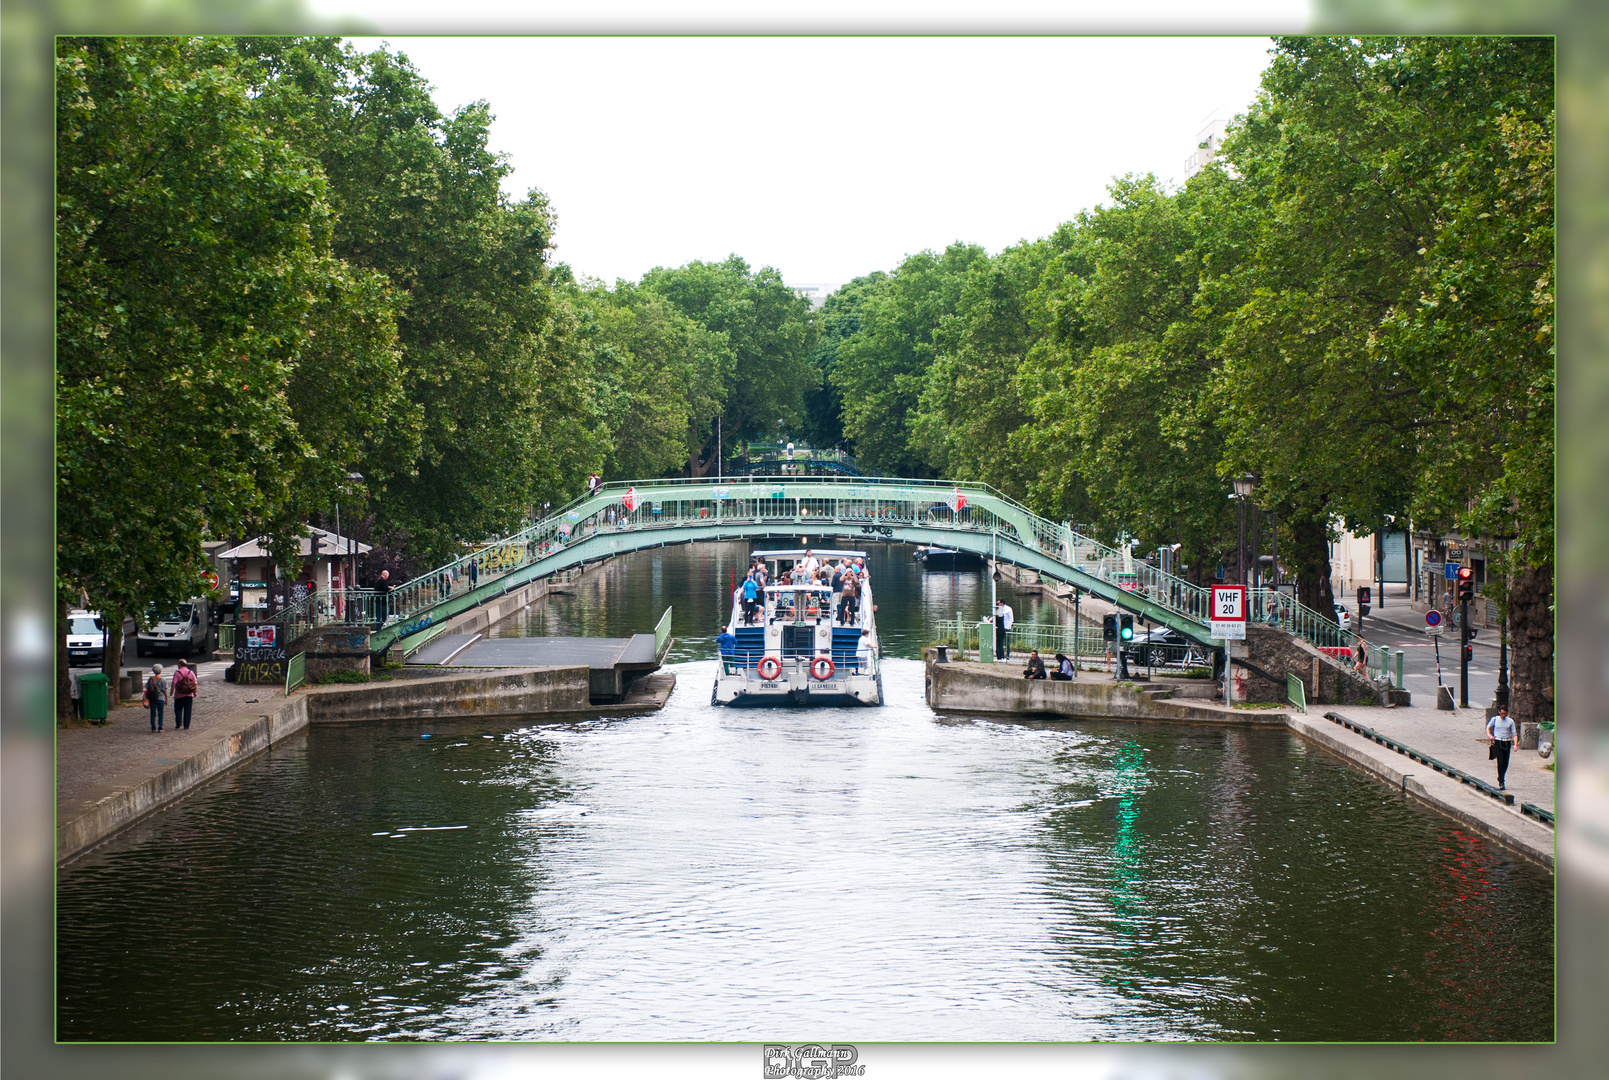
[341, 473, 1371, 661]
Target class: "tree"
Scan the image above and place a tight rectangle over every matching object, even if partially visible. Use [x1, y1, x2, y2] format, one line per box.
[914, 238, 1063, 499]
[799, 274, 888, 451]
[1214, 36, 1553, 702]
[641, 256, 816, 474]
[1015, 178, 1233, 573]
[239, 38, 601, 562]
[832, 243, 984, 476]
[55, 36, 406, 716]
[575, 279, 734, 479]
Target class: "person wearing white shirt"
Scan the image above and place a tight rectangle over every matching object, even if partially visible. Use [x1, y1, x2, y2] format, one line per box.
[994, 600, 1014, 659]
[856, 629, 873, 672]
[1486, 706, 1519, 792]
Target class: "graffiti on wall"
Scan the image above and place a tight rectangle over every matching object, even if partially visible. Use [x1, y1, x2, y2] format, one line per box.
[235, 643, 287, 684]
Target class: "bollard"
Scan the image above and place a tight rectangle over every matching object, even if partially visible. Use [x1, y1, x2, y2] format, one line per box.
[1436, 685, 1455, 711]
[1394, 650, 1404, 689]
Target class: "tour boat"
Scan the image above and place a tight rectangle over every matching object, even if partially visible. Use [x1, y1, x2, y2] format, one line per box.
[713, 548, 884, 706]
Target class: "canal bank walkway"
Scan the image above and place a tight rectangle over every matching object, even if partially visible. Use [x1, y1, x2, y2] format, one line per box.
[57, 667, 292, 864]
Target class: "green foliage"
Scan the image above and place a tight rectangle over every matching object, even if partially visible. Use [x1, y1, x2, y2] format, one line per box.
[832, 243, 985, 475]
[236, 38, 599, 562]
[640, 256, 817, 470]
[55, 36, 404, 621]
[575, 280, 734, 478]
[312, 668, 371, 684]
[800, 273, 888, 450]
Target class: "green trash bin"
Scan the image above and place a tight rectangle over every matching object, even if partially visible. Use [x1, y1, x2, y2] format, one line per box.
[79, 672, 110, 721]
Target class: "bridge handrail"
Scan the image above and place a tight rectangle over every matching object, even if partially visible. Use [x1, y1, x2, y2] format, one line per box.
[266, 473, 1376, 661]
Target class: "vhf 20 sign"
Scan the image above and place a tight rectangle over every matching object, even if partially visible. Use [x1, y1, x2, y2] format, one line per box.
[1211, 585, 1247, 640]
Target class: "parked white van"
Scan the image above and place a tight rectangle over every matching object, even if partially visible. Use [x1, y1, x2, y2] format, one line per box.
[65, 610, 107, 667]
[136, 599, 211, 657]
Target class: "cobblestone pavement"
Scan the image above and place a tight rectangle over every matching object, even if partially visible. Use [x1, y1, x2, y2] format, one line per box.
[57, 657, 286, 828]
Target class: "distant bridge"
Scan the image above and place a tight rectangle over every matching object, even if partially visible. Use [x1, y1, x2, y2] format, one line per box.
[271, 475, 1359, 659]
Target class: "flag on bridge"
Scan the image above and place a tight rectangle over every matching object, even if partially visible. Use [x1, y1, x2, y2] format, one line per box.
[621, 487, 637, 512]
[950, 487, 968, 512]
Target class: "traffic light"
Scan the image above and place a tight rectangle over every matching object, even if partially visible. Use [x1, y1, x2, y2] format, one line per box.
[1465, 644, 1474, 663]
[1357, 585, 1371, 618]
[1103, 614, 1117, 642]
[1119, 615, 1134, 642]
[1455, 565, 1475, 603]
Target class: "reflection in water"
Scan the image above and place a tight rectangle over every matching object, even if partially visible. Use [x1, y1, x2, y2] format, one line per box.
[55, 543, 1553, 1042]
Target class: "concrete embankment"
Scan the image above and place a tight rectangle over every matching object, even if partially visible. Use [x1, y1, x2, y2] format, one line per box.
[924, 658, 1554, 869]
[925, 657, 1284, 726]
[307, 666, 588, 724]
[58, 665, 600, 865]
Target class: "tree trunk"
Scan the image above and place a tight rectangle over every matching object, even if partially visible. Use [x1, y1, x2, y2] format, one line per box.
[1288, 514, 1331, 613]
[101, 607, 125, 689]
[1508, 561, 1554, 727]
[57, 600, 73, 726]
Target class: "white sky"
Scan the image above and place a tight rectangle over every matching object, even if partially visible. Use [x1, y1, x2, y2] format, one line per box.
[339, 34, 1285, 286]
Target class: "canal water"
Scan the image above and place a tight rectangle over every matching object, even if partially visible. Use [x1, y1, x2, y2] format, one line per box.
[56, 542, 1554, 1042]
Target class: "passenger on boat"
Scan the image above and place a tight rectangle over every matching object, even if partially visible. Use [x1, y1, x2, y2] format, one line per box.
[839, 574, 859, 625]
[716, 627, 736, 655]
[742, 574, 759, 624]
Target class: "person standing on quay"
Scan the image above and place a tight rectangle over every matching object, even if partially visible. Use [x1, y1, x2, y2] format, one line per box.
[171, 658, 198, 731]
[144, 664, 168, 733]
[995, 599, 1014, 660]
[1487, 705, 1519, 792]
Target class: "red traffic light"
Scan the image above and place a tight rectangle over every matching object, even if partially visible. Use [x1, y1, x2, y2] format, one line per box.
[1455, 566, 1474, 583]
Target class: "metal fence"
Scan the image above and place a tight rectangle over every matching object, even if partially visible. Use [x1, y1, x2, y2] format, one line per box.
[654, 606, 673, 658]
[286, 652, 306, 694]
[242, 474, 1376, 663]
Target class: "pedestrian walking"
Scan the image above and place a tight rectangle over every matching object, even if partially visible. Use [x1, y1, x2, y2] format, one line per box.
[144, 664, 168, 732]
[171, 658, 198, 731]
[468, 558, 479, 589]
[69, 669, 82, 722]
[1352, 637, 1368, 676]
[1487, 705, 1519, 792]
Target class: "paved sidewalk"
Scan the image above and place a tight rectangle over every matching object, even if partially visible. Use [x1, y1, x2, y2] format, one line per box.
[57, 670, 289, 836]
[1320, 701, 1554, 814]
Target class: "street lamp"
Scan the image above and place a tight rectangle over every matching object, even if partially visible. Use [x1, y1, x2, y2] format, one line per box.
[1232, 474, 1257, 587]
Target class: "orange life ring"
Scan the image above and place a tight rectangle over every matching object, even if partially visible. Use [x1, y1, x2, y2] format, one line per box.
[758, 656, 782, 681]
[811, 657, 835, 681]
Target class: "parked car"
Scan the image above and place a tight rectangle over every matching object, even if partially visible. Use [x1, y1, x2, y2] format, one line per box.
[1121, 626, 1216, 670]
[65, 610, 106, 667]
[136, 598, 211, 657]
[1332, 602, 1354, 631]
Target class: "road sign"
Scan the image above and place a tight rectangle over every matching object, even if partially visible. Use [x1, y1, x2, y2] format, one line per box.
[202, 568, 219, 590]
[1211, 585, 1246, 639]
[1425, 610, 1443, 627]
[1425, 624, 1445, 637]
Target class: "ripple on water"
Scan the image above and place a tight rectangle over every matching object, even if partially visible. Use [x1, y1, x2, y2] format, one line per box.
[57, 543, 1553, 1042]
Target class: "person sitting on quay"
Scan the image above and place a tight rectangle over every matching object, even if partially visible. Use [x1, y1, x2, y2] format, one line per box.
[1023, 650, 1047, 679]
[1051, 653, 1074, 681]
